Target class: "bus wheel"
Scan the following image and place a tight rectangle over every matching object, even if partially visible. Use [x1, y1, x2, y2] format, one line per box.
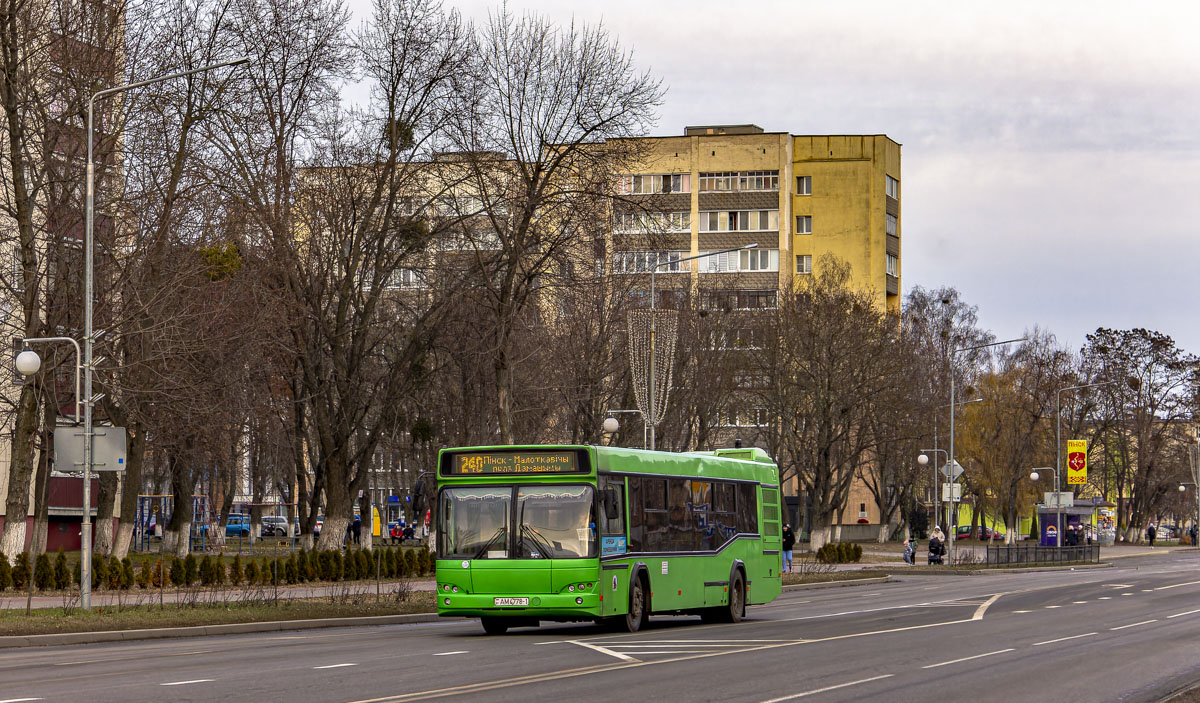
[480, 617, 509, 635]
[725, 572, 745, 623]
[623, 575, 649, 632]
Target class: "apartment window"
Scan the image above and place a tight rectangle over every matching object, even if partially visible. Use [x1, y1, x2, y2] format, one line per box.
[886, 213, 897, 236]
[858, 503, 867, 518]
[739, 249, 778, 272]
[699, 170, 778, 192]
[702, 289, 777, 311]
[698, 248, 779, 273]
[887, 254, 898, 277]
[886, 175, 899, 199]
[718, 406, 768, 427]
[614, 211, 690, 233]
[618, 173, 691, 195]
[385, 267, 425, 289]
[796, 175, 811, 195]
[795, 255, 812, 275]
[699, 210, 779, 233]
[612, 250, 690, 274]
[795, 215, 811, 234]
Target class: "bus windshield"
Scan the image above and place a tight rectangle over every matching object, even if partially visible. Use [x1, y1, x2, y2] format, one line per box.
[439, 485, 596, 559]
[517, 485, 596, 559]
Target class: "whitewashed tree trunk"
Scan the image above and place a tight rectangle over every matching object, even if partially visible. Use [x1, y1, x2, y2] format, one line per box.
[877, 522, 890, 543]
[163, 524, 191, 558]
[113, 521, 135, 559]
[317, 514, 351, 552]
[0, 521, 27, 561]
[808, 525, 831, 552]
[94, 518, 115, 556]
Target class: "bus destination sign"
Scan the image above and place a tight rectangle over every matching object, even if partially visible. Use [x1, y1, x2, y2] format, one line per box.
[445, 451, 585, 476]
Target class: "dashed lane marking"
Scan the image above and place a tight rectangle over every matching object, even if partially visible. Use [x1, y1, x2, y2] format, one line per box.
[1044, 605, 1062, 609]
[758, 674, 894, 702]
[0, 698, 45, 702]
[55, 649, 215, 666]
[432, 652, 468, 656]
[1122, 593, 1134, 596]
[1111, 620, 1157, 630]
[922, 648, 1015, 669]
[1167, 608, 1200, 619]
[1155, 580, 1200, 591]
[1073, 601, 1088, 604]
[1033, 632, 1097, 646]
[1012, 610, 1032, 614]
[1099, 597, 1112, 600]
[161, 679, 215, 686]
[314, 663, 358, 669]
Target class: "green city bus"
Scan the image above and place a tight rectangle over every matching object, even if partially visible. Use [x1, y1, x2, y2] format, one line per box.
[435, 444, 784, 634]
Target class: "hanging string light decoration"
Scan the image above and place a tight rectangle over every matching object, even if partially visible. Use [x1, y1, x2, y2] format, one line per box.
[628, 309, 679, 431]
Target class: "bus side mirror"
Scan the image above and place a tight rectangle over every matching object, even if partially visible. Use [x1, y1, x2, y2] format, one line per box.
[604, 488, 620, 519]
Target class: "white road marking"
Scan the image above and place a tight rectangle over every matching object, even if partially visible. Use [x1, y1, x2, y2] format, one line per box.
[1155, 580, 1200, 591]
[1033, 632, 1097, 646]
[0, 698, 45, 702]
[1105, 584, 1134, 588]
[1111, 620, 1157, 630]
[432, 651, 468, 656]
[314, 663, 358, 669]
[916, 647, 1012, 667]
[1012, 610, 1032, 614]
[758, 674, 894, 702]
[972, 594, 1004, 620]
[1099, 597, 1112, 600]
[1122, 593, 1134, 596]
[570, 640, 639, 662]
[55, 649, 215, 666]
[1044, 605, 1062, 609]
[1167, 608, 1200, 619]
[161, 679, 215, 686]
[1073, 601, 1088, 604]
[1142, 589, 1154, 592]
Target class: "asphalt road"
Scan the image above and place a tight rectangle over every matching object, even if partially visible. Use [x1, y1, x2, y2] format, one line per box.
[3, 551, 1199, 703]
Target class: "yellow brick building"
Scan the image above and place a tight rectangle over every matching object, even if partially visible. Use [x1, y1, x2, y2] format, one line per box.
[611, 124, 901, 315]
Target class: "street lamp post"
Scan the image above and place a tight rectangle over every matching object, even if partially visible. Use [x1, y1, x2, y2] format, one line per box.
[1030, 467, 1060, 556]
[15, 337, 82, 422]
[81, 56, 249, 609]
[602, 409, 645, 449]
[947, 337, 1025, 561]
[917, 449, 947, 532]
[647, 243, 756, 450]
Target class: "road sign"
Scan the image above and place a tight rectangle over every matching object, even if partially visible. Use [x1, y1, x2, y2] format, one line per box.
[940, 460, 964, 480]
[1043, 491, 1074, 508]
[54, 426, 127, 472]
[942, 482, 962, 502]
[1067, 439, 1087, 485]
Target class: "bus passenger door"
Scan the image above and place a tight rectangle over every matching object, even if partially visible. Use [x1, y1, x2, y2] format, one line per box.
[598, 475, 627, 615]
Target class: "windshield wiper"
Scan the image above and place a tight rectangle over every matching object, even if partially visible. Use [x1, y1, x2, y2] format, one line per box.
[520, 524, 555, 559]
[472, 527, 506, 560]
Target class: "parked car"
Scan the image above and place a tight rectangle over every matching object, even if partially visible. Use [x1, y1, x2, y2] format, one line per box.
[261, 516, 294, 537]
[224, 515, 251, 538]
[955, 525, 1005, 541]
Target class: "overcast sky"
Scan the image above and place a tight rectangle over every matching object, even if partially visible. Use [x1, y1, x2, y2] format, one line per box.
[348, 0, 1200, 355]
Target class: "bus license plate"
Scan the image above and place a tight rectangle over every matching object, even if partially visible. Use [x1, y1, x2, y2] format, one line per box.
[494, 597, 529, 607]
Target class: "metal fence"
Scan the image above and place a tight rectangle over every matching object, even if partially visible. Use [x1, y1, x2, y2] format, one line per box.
[985, 544, 1100, 566]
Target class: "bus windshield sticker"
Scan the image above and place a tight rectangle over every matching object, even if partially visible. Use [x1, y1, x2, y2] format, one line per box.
[445, 451, 585, 475]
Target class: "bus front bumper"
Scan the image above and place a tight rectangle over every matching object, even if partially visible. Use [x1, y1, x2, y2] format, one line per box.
[437, 592, 600, 618]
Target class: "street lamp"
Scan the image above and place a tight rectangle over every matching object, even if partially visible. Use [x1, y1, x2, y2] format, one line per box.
[947, 337, 1025, 561]
[80, 56, 250, 609]
[1030, 467, 1062, 556]
[14, 338, 82, 422]
[918, 449, 948, 530]
[647, 243, 756, 450]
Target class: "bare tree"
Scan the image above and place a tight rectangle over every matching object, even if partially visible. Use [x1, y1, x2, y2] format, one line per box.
[445, 8, 663, 443]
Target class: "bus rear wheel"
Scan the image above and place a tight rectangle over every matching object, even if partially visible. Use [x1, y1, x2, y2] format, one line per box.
[480, 616, 509, 635]
[622, 575, 649, 632]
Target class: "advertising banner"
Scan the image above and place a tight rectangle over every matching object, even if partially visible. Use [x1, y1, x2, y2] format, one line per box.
[1067, 439, 1088, 485]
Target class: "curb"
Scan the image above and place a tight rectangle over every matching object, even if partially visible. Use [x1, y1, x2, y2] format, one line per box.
[883, 562, 1113, 576]
[0, 612, 443, 649]
[782, 575, 891, 592]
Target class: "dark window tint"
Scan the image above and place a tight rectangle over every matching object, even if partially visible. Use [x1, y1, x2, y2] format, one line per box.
[737, 484, 759, 534]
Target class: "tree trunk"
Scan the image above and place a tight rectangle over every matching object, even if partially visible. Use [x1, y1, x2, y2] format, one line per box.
[876, 522, 890, 543]
[316, 459, 352, 551]
[164, 452, 195, 558]
[808, 524, 831, 552]
[93, 472, 119, 556]
[360, 490, 373, 551]
[112, 424, 145, 559]
[29, 408, 54, 556]
[1, 385, 39, 557]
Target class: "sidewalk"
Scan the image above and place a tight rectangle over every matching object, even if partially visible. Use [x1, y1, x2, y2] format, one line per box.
[0, 578, 438, 610]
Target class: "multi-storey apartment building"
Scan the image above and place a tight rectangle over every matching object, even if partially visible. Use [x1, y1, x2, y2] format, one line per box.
[610, 124, 901, 315]
[611, 125, 902, 536]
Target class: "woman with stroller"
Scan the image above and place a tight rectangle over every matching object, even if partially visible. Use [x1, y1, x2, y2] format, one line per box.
[927, 526, 947, 565]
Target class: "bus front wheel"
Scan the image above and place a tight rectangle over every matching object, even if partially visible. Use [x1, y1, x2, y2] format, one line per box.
[480, 616, 509, 635]
[623, 575, 649, 632]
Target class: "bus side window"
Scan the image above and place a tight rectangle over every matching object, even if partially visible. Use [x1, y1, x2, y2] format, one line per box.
[599, 476, 625, 537]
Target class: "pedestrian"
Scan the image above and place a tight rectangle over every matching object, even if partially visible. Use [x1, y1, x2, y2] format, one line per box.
[352, 516, 362, 546]
[927, 527, 946, 565]
[1190, 524, 1197, 546]
[903, 538, 916, 565]
[1147, 522, 1157, 547]
[781, 523, 796, 573]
